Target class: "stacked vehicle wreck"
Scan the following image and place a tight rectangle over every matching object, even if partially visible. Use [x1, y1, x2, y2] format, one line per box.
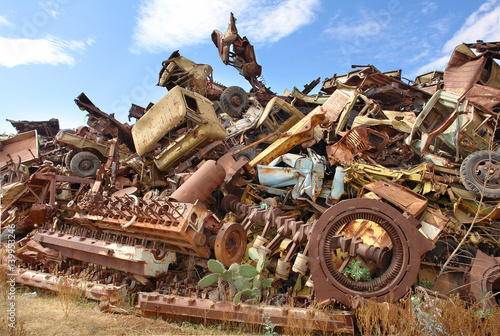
[2, 14, 500, 333]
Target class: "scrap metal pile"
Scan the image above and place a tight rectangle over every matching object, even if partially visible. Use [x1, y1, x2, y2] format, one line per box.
[2, 14, 500, 333]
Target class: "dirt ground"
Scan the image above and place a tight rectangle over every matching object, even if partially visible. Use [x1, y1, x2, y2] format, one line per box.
[0, 286, 234, 336]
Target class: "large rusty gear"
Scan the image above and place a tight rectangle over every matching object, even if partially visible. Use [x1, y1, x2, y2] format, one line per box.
[309, 198, 434, 307]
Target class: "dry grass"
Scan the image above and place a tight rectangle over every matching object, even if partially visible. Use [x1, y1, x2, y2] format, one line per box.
[0, 264, 27, 336]
[0, 264, 209, 336]
[1, 289, 204, 336]
[112, 291, 137, 311]
[355, 292, 500, 336]
[0, 321, 28, 336]
[0, 274, 254, 336]
[282, 301, 348, 336]
[0, 264, 9, 303]
[56, 275, 82, 317]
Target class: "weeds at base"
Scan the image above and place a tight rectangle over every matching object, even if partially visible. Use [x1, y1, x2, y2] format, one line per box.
[56, 275, 82, 317]
[0, 265, 27, 336]
[355, 292, 500, 336]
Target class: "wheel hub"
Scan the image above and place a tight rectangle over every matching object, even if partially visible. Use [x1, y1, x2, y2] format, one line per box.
[230, 95, 242, 107]
[79, 159, 93, 171]
[475, 160, 500, 187]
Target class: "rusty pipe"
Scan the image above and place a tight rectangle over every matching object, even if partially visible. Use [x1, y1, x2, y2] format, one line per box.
[170, 160, 226, 204]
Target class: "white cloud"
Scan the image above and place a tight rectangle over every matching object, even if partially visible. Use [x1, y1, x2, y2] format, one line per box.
[240, 0, 320, 43]
[86, 37, 96, 47]
[131, 0, 319, 53]
[421, 2, 437, 15]
[443, 0, 500, 53]
[429, 19, 452, 38]
[39, 0, 64, 19]
[324, 19, 385, 43]
[414, 55, 449, 75]
[0, 15, 11, 26]
[0, 35, 93, 67]
[322, 8, 396, 49]
[416, 0, 500, 74]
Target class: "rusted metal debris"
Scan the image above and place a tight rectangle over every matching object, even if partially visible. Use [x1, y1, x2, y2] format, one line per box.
[15, 268, 129, 303]
[463, 250, 500, 310]
[137, 292, 354, 334]
[2, 12, 500, 334]
[0, 130, 40, 168]
[211, 12, 265, 93]
[7, 118, 60, 137]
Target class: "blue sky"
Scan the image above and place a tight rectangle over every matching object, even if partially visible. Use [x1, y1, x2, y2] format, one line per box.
[1, 0, 499, 134]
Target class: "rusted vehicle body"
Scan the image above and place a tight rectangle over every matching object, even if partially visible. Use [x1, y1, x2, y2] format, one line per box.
[157, 50, 226, 102]
[211, 12, 263, 91]
[444, 43, 500, 96]
[4, 119, 63, 165]
[413, 70, 444, 94]
[132, 86, 227, 171]
[56, 130, 129, 177]
[0, 130, 39, 169]
[223, 96, 305, 146]
[132, 84, 305, 173]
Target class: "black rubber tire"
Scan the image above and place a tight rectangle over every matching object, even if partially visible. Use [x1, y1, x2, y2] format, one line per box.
[229, 144, 257, 162]
[64, 149, 79, 168]
[69, 151, 101, 177]
[220, 86, 249, 118]
[460, 150, 500, 198]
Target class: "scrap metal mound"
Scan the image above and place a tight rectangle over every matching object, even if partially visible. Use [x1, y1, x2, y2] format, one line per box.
[2, 14, 500, 334]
